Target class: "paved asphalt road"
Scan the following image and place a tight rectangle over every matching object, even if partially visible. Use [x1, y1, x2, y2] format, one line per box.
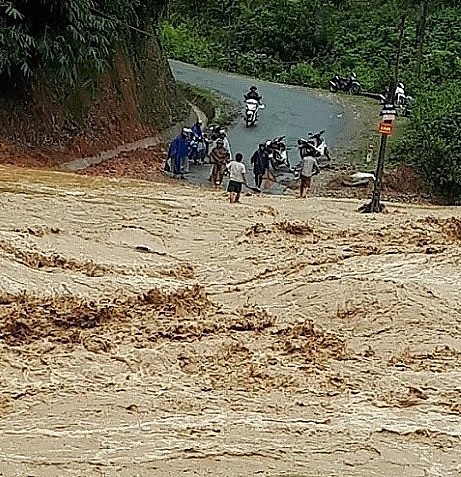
[169, 60, 348, 189]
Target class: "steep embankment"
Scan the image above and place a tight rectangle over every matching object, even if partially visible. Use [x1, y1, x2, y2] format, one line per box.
[0, 37, 187, 168]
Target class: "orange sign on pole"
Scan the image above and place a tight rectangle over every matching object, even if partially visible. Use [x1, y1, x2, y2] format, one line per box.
[378, 122, 393, 135]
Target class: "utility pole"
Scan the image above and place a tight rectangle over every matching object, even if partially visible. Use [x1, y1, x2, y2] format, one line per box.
[358, 97, 395, 213]
[416, 1, 427, 82]
[359, 15, 405, 214]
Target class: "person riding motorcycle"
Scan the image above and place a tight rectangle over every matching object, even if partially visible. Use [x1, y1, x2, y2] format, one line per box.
[244, 86, 262, 104]
[394, 82, 406, 107]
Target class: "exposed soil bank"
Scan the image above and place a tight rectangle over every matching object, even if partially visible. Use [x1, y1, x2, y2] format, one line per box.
[0, 40, 187, 169]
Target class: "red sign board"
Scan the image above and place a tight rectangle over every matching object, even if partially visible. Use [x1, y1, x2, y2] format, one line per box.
[378, 122, 393, 135]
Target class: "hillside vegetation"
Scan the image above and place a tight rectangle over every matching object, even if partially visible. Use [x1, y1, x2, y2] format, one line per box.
[0, 0, 185, 156]
[162, 0, 461, 203]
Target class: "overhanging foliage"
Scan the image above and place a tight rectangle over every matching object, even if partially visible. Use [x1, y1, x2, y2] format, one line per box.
[0, 0, 167, 87]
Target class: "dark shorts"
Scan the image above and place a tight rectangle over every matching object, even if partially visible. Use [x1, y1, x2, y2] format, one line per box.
[227, 180, 243, 193]
[300, 175, 312, 188]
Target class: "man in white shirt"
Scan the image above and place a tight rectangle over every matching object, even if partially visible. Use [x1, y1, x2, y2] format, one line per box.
[299, 155, 320, 198]
[226, 153, 247, 203]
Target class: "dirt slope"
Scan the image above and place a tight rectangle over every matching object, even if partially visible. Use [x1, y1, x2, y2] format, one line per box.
[0, 166, 460, 476]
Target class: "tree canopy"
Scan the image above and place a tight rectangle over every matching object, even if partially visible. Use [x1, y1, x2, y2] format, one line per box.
[0, 0, 166, 87]
[162, 0, 461, 92]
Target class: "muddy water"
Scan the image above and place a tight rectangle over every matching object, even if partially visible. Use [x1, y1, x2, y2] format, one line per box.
[1, 169, 461, 476]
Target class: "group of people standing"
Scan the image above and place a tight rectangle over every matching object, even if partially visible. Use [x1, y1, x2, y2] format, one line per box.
[165, 120, 206, 178]
[207, 131, 249, 203]
[204, 134, 320, 200]
[248, 143, 319, 198]
[166, 98, 321, 200]
[165, 120, 232, 180]
[166, 120, 247, 203]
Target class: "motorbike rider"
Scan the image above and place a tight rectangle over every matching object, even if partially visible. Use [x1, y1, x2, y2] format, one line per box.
[244, 86, 262, 104]
[394, 82, 406, 106]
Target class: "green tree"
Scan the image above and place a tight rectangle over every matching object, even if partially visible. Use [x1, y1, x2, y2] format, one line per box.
[0, 0, 168, 89]
[397, 82, 461, 203]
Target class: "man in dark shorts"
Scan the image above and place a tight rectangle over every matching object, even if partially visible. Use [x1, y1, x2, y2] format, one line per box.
[226, 153, 247, 203]
[299, 155, 320, 198]
[250, 143, 270, 190]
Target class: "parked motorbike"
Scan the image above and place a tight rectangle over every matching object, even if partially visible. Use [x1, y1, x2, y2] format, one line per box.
[265, 135, 290, 170]
[244, 99, 265, 127]
[208, 125, 222, 141]
[401, 95, 413, 117]
[298, 130, 332, 160]
[379, 86, 413, 117]
[394, 82, 406, 107]
[188, 134, 209, 164]
[329, 74, 361, 94]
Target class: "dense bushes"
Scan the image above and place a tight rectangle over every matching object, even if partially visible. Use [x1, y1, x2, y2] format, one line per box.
[396, 82, 461, 203]
[161, 0, 461, 93]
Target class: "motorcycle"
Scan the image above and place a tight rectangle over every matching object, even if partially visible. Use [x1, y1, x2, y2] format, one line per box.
[244, 99, 265, 127]
[188, 135, 208, 164]
[265, 135, 290, 171]
[394, 83, 406, 107]
[329, 74, 361, 94]
[379, 88, 413, 117]
[208, 125, 222, 141]
[297, 130, 332, 160]
[401, 95, 413, 117]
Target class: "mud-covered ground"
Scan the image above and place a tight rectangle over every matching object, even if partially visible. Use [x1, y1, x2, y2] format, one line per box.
[1, 166, 460, 476]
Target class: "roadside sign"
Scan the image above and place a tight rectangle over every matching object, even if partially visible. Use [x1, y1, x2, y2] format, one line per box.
[380, 106, 397, 115]
[378, 122, 393, 135]
[382, 113, 396, 121]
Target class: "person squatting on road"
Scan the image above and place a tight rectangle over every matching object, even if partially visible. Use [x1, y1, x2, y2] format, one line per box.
[250, 143, 270, 189]
[227, 153, 247, 203]
[299, 155, 320, 198]
[209, 138, 230, 187]
[166, 128, 190, 179]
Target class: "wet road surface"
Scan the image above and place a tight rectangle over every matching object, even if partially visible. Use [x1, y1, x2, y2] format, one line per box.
[169, 60, 347, 190]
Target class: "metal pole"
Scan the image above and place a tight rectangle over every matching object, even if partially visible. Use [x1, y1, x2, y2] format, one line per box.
[360, 15, 406, 214]
[371, 133, 387, 211]
[394, 15, 406, 86]
[359, 132, 387, 213]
